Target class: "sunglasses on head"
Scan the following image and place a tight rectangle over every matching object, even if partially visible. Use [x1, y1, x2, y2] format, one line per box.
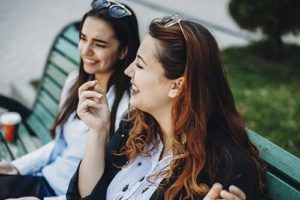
[164, 14, 187, 41]
[91, 0, 132, 18]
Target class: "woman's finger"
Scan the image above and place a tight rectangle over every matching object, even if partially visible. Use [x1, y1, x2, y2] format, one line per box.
[203, 183, 223, 200]
[78, 99, 102, 112]
[78, 80, 98, 96]
[228, 185, 246, 200]
[220, 189, 245, 200]
[79, 90, 103, 103]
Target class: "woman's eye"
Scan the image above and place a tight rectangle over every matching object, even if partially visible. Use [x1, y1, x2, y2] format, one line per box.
[95, 43, 106, 48]
[136, 64, 143, 69]
[80, 35, 86, 41]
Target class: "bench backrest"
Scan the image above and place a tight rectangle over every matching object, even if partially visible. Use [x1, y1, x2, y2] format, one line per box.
[17, 22, 81, 152]
[248, 129, 300, 199]
[26, 22, 80, 142]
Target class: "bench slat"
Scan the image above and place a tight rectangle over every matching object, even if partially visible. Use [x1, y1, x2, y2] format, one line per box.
[37, 91, 59, 117]
[43, 76, 63, 101]
[49, 51, 78, 74]
[54, 37, 80, 64]
[248, 130, 300, 182]
[26, 115, 52, 144]
[267, 171, 300, 199]
[62, 25, 80, 45]
[0, 136, 12, 161]
[33, 103, 55, 129]
[45, 63, 69, 88]
[4, 137, 27, 160]
[18, 124, 43, 153]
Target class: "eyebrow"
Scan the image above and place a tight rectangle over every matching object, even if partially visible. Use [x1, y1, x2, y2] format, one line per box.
[80, 33, 109, 44]
[137, 54, 147, 65]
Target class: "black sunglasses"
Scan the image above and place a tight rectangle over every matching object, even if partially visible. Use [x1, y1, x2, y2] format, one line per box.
[91, 0, 132, 18]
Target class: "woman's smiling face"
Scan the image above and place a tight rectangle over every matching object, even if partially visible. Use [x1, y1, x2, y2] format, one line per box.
[124, 35, 174, 115]
[78, 16, 122, 76]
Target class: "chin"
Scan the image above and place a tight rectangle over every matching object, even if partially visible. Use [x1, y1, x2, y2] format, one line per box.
[83, 67, 96, 74]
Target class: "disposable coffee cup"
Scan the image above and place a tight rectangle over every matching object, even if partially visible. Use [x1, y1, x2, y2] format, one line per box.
[0, 112, 21, 143]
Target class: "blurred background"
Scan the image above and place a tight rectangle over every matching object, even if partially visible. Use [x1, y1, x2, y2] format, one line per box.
[0, 0, 299, 156]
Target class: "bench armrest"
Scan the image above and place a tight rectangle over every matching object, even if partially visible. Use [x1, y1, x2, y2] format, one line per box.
[0, 94, 31, 120]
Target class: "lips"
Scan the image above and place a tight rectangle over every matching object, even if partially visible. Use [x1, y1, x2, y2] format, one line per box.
[83, 58, 98, 65]
[131, 82, 140, 95]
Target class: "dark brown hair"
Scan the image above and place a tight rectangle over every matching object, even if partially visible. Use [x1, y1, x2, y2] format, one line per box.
[50, 4, 140, 137]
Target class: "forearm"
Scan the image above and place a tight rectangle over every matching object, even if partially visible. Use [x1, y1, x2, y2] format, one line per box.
[12, 141, 55, 175]
[78, 129, 108, 197]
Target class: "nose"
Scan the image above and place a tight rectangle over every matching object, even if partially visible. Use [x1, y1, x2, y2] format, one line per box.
[124, 62, 135, 78]
[80, 42, 93, 56]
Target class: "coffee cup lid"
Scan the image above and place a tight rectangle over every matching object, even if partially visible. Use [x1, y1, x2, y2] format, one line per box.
[0, 112, 22, 125]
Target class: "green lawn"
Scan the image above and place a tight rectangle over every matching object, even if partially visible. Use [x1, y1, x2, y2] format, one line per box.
[222, 42, 300, 157]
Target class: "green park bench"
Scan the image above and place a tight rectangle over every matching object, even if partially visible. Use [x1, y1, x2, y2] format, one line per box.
[0, 21, 80, 160]
[0, 21, 299, 200]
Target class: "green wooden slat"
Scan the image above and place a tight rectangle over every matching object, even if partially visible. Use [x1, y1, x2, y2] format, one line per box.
[45, 63, 68, 88]
[49, 51, 78, 74]
[26, 115, 52, 144]
[267, 171, 300, 199]
[248, 129, 300, 182]
[36, 91, 59, 117]
[0, 137, 12, 161]
[54, 37, 80, 64]
[18, 124, 42, 153]
[43, 76, 62, 101]
[5, 137, 27, 159]
[63, 25, 79, 45]
[33, 103, 55, 129]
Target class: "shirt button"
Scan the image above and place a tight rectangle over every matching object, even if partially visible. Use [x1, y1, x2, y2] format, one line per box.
[122, 184, 129, 192]
[139, 176, 145, 182]
[141, 187, 149, 194]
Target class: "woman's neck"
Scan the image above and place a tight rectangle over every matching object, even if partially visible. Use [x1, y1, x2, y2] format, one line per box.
[152, 107, 174, 159]
[94, 71, 114, 92]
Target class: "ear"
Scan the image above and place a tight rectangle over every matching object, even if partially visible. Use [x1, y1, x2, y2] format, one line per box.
[118, 46, 128, 60]
[168, 77, 184, 98]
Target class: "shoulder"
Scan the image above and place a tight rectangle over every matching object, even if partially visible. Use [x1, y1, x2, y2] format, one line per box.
[206, 130, 265, 199]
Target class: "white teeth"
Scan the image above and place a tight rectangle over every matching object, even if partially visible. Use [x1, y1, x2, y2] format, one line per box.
[84, 58, 97, 64]
[132, 84, 140, 93]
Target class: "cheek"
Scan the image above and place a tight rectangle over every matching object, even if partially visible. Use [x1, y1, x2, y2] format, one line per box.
[78, 43, 83, 53]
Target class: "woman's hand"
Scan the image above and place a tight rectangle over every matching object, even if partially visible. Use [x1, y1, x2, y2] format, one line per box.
[204, 183, 246, 200]
[77, 80, 110, 133]
[0, 161, 19, 175]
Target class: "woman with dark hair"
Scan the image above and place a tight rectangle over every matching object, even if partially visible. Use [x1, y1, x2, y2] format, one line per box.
[67, 15, 267, 199]
[0, 0, 140, 198]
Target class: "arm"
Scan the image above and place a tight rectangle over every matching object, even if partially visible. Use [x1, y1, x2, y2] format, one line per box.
[0, 141, 55, 175]
[76, 80, 111, 197]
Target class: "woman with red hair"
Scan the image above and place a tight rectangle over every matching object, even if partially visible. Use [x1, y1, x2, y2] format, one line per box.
[67, 14, 267, 200]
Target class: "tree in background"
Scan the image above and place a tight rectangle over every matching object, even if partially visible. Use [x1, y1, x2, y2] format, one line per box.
[229, 0, 300, 59]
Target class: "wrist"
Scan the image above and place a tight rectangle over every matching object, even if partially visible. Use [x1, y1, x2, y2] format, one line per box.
[89, 128, 109, 142]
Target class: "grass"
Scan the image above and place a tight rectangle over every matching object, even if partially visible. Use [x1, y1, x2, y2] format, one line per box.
[222, 42, 300, 157]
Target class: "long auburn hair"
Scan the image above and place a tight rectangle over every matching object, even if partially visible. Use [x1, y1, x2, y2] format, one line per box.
[124, 16, 266, 199]
[50, 4, 140, 137]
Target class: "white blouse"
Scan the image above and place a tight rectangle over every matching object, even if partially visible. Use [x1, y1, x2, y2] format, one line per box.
[12, 70, 130, 197]
[107, 139, 172, 200]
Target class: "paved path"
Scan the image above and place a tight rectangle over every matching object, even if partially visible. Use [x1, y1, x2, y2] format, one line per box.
[0, 0, 249, 107]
